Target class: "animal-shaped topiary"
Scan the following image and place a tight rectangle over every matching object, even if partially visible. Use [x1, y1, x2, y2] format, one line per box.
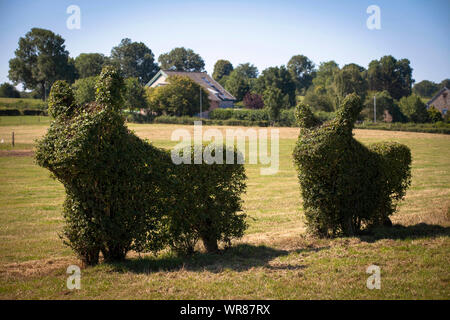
[36, 66, 174, 265]
[293, 93, 411, 237]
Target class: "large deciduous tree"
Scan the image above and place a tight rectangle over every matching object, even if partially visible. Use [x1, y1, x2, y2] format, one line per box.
[158, 47, 205, 72]
[74, 53, 108, 79]
[256, 66, 296, 107]
[224, 63, 259, 101]
[263, 87, 290, 123]
[287, 54, 315, 94]
[110, 38, 159, 84]
[333, 63, 368, 105]
[367, 55, 413, 100]
[8, 28, 76, 100]
[212, 60, 233, 81]
[123, 77, 148, 110]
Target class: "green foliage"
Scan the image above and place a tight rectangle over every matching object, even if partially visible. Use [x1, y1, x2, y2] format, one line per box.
[110, 38, 159, 84]
[36, 66, 174, 265]
[263, 87, 290, 123]
[256, 66, 296, 106]
[8, 28, 76, 99]
[303, 86, 335, 112]
[427, 106, 443, 123]
[212, 60, 233, 81]
[0, 109, 21, 116]
[0, 83, 20, 98]
[72, 76, 97, 105]
[147, 75, 209, 116]
[355, 121, 450, 134]
[95, 66, 125, 111]
[224, 70, 251, 102]
[74, 53, 108, 79]
[169, 144, 247, 254]
[233, 63, 259, 79]
[367, 55, 413, 100]
[333, 63, 368, 105]
[0, 97, 47, 114]
[398, 94, 429, 123]
[362, 90, 406, 122]
[47, 81, 76, 118]
[413, 80, 439, 98]
[293, 94, 412, 237]
[287, 54, 315, 94]
[123, 77, 148, 110]
[312, 61, 339, 89]
[209, 108, 269, 121]
[158, 47, 205, 72]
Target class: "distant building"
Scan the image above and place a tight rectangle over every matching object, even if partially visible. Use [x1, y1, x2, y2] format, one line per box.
[426, 87, 449, 116]
[146, 70, 236, 117]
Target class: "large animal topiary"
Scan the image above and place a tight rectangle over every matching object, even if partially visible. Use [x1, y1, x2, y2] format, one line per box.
[35, 66, 174, 265]
[36, 66, 248, 265]
[293, 93, 412, 237]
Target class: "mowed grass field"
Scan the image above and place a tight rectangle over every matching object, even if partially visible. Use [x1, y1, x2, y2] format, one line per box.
[0, 119, 449, 299]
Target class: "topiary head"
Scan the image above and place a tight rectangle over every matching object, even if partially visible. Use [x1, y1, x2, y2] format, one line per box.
[95, 65, 124, 111]
[295, 103, 321, 129]
[333, 93, 362, 133]
[47, 81, 76, 119]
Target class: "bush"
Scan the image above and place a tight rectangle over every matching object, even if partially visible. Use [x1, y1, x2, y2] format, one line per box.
[427, 106, 443, 123]
[23, 109, 46, 116]
[243, 92, 264, 109]
[36, 66, 174, 266]
[169, 144, 247, 254]
[0, 109, 21, 116]
[293, 94, 412, 237]
[209, 108, 269, 121]
[147, 75, 210, 117]
[124, 77, 148, 110]
[356, 122, 450, 134]
[399, 94, 429, 123]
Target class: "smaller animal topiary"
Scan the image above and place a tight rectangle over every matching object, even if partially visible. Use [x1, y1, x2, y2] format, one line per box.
[293, 93, 412, 237]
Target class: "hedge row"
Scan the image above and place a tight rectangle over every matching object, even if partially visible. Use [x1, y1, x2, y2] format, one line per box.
[356, 122, 450, 134]
[0, 98, 47, 110]
[0, 108, 47, 116]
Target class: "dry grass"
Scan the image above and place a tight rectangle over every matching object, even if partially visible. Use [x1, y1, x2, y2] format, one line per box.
[0, 123, 449, 299]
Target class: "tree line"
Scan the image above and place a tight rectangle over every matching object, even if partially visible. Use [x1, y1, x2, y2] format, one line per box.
[2, 27, 449, 123]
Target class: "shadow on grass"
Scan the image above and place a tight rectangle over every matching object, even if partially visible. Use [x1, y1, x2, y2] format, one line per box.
[358, 223, 450, 243]
[108, 243, 328, 275]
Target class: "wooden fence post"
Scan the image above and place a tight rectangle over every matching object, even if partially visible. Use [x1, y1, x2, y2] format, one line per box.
[12, 131, 14, 147]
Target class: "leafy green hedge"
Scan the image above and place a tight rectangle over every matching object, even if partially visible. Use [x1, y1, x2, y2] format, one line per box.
[169, 144, 247, 254]
[0, 109, 21, 116]
[0, 98, 47, 110]
[36, 66, 249, 266]
[356, 122, 450, 134]
[0, 108, 47, 116]
[293, 94, 412, 237]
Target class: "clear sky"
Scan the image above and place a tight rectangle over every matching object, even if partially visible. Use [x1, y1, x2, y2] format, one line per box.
[0, 0, 449, 87]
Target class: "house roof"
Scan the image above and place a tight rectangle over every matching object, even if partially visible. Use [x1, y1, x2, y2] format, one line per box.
[426, 86, 449, 107]
[146, 70, 236, 102]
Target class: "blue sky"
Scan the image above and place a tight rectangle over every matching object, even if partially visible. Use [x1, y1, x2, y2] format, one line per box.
[0, 0, 449, 87]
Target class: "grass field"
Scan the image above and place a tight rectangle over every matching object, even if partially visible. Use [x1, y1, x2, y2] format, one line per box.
[0, 122, 449, 299]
